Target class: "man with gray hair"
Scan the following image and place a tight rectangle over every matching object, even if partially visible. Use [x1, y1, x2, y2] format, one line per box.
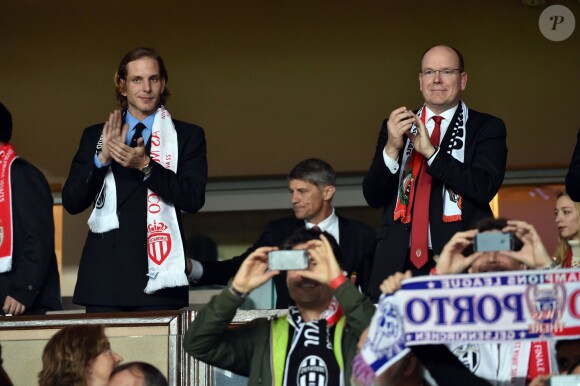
[188, 158, 376, 307]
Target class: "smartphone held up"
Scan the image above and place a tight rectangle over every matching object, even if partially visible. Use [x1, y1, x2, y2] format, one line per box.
[474, 232, 514, 252]
[268, 250, 309, 271]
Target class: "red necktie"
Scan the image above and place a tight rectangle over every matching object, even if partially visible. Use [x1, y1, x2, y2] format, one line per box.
[410, 115, 442, 269]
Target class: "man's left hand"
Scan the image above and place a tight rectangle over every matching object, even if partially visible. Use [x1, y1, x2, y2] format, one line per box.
[299, 235, 343, 285]
[407, 115, 437, 159]
[501, 220, 552, 269]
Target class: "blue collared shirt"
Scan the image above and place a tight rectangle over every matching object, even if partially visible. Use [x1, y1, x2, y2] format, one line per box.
[124, 110, 154, 146]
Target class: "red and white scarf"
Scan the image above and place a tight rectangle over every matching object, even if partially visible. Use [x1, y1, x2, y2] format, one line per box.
[393, 102, 467, 224]
[449, 341, 554, 386]
[0, 143, 17, 273]
[88, 106, 188, 294]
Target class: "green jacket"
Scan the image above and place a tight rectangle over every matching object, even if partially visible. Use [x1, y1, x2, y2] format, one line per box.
[183, 281, 375, 385]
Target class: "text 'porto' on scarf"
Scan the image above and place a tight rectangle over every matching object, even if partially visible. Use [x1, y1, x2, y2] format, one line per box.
[393, 101, 468, 224]
[87, 106, 188, 294]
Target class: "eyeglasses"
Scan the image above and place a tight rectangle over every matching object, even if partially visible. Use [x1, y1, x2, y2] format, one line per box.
[420, 69, 463, 78]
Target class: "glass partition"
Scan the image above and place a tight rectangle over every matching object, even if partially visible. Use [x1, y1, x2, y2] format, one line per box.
[0, 308, 285, 386]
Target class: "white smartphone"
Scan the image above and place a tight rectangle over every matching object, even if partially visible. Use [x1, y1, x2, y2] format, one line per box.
[268, 250, 309, 270]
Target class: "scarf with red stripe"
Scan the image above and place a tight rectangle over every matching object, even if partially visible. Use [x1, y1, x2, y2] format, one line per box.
[393, 102, 467, 224]
[0, 143, 18, 273]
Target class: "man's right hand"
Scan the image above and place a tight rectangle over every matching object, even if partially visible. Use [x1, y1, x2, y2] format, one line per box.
[231, 246, 279, 294]
[98, 110, 126, 165]
[3, 295, 26, 316]
[435, 229, 481, 274]
[384, 107, 415, 160]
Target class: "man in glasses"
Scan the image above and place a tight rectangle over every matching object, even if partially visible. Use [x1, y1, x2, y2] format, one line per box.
[363, 45, 507, 300]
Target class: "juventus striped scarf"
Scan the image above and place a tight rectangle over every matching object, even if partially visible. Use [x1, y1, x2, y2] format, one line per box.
[284, 297, 343, 386]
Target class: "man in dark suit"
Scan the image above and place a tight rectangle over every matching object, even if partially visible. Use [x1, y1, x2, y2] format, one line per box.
[0, 102, 62, 315]
[62, 48, 207, 312]
[566, 129, 580, 201]
[189, 158, 376, 307]
[363, 45, 507, 300]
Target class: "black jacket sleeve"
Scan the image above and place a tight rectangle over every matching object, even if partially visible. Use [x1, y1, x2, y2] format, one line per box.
[566, 128, 580, 201]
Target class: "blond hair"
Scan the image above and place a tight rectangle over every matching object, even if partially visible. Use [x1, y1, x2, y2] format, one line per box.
[554, 191, 580, 265]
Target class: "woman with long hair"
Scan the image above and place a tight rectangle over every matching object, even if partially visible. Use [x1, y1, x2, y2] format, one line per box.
[554, 191, 580, 267]
[38, 324, 122, 386]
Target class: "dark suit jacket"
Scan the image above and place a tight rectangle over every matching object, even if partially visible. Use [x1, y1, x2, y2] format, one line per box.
[62, 117, 207, 308]
[566, 128, 580, 201]
[0, 159, 62, 314]
[363, 107, 507, 300]
[197, 214, 376, 308]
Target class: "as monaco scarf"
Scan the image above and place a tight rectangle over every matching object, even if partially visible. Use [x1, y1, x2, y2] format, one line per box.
[88, 106, 188, 294]
[0, 143, 17, 273]
[393, 101, 467, 224]
[284, 297, 343, 386]
[352, 269, 580, 385]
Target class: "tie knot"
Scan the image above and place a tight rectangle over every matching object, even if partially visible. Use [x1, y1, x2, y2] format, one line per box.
[432, 116, 443, 125]
[134, 122, 146, 135]
[130, 123, 146, 147]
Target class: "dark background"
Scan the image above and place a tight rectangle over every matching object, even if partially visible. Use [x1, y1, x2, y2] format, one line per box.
[2, 0, 578, 183]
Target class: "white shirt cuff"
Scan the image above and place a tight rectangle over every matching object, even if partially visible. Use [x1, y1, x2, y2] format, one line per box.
[382, 149, 399, 174]
[188, 259, 204, 283]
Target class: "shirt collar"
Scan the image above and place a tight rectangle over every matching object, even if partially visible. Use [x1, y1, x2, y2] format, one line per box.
[424, 104, 458, 124]
[306, 208, 340, 244]
[125, 110, 156, 130]
[306, 207, 336, 229]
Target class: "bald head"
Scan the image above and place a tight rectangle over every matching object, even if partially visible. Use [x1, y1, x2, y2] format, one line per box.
[420, 45, 464, 71]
